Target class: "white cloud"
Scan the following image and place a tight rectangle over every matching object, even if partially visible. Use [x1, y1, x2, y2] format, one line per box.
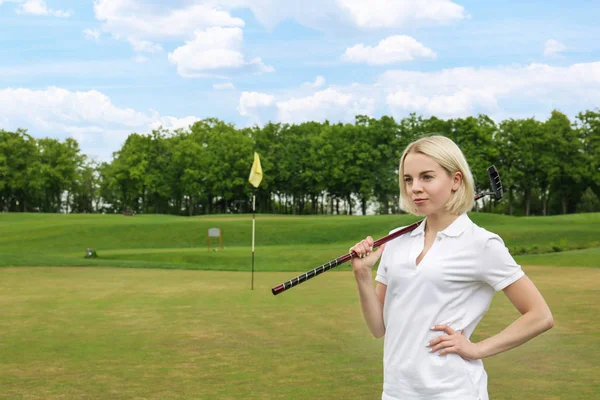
[350, 96, 376, 118]
[213, 82, 236, 90]
[277, 88, 375, 124]
[4, 60, 600, 161]
[90, 1, 460, 77]
[16, 0, 70, 17]
[381, 62, 600, 118]
[387, 88, 497, 117]
[237, 81, 375, 126]
[238, 91, 275, 116]
[337, 0, 466, 28]
[0, 86, 204, 161]
[150, 116, 201, 131]
[303, 76, 326, 88]
[544, 39, 567, 56]
[214, 0, 465, 30]
[236, 61, 600, 125]
[342, 35, 436, 65]
[93, 0, 262, 67]
[168, 27, 273, 77]
[170, 27, 244, 70]
[83, 28, 101, 41]
[93, 0, 244, 41]
[213, 0, 341, 30]
[91, 2, 273, 77]
[277, 88, 351, 123]
[0, 87, 152, 127]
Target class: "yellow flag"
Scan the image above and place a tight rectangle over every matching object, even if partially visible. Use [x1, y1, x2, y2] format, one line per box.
[248, 152, 263, 188]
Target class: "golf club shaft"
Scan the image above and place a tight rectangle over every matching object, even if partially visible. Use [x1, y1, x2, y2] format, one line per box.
[271, 221, 422, 295]
[271, 165, 502, 296]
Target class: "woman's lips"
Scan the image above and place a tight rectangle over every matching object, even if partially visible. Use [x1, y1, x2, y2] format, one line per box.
[414, 199, 427, 205]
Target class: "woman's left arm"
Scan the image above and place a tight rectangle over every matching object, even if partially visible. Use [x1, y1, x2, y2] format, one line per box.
[428, 276, 554, 359]
[474, 275, 554, 359]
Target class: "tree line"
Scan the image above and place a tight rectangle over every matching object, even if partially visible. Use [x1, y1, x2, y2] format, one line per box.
[1, 110, 599, 216]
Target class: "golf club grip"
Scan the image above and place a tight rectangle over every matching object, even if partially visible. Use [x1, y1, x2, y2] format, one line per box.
[271, 221, 422, 295]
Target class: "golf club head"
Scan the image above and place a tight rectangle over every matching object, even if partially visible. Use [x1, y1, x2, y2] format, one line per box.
[487, 165, 503, 201]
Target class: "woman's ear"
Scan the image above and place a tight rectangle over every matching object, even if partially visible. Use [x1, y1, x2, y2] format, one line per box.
[452, 171, 463, 191]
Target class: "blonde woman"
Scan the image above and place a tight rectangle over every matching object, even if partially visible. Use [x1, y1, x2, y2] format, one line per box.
[351, 135, 553, 400]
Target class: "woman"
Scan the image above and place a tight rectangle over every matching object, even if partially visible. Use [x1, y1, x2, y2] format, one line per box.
[351, 135, 554, 400]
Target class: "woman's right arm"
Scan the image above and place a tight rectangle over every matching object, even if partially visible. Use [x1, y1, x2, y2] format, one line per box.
[350, 237, 387, 338]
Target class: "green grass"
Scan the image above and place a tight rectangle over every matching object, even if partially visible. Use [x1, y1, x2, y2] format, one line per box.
[0, 266, 597, 399]
[0, 212, 599, 270]
[516, 247, 600, 268]
[1, 213, 598, 398]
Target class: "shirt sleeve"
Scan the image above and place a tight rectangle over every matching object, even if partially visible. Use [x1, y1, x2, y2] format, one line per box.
[479, 235, 525, 291]
[374, 226, 404, 286]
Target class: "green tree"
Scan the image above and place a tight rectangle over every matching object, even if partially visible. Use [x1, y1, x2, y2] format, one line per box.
[189, 118, 253, 214]
[0, 129, 42, 212]
[576, 187, 600, 212]
[37, 137, 83, 212]
[575, 110, 600, 198]
[545, 110, 587, 214]
[70, 160, 100, 213]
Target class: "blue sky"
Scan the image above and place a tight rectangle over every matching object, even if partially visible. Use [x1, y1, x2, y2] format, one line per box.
[1, 0, 600, 161]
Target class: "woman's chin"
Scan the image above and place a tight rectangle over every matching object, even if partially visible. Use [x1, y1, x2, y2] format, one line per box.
[413, 208, 427, 217]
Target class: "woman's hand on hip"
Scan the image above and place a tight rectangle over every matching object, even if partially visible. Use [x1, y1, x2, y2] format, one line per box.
[427, 324, 482, 360]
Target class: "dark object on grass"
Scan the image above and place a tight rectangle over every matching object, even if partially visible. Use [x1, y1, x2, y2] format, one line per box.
[85, 248, 98, 259]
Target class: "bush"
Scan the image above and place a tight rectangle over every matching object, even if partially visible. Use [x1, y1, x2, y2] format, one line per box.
[576, 187, 600, 213]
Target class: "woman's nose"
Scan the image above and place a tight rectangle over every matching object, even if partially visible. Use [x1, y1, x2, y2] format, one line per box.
[412, 181, 423, 193]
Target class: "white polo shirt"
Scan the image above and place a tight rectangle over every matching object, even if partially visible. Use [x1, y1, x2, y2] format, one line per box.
[375, 213, 525, 400]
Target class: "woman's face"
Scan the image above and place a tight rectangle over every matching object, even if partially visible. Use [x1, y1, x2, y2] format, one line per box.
[402, 152, 461, 217]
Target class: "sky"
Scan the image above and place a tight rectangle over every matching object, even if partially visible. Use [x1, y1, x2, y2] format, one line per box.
[1, 0, 600, 162]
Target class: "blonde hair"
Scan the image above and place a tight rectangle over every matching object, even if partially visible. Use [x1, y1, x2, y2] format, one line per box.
[399, 135, 475, 216]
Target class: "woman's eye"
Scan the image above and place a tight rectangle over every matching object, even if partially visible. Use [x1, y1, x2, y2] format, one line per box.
[423, 175, 433, 180]
[404, 178, 412, 183]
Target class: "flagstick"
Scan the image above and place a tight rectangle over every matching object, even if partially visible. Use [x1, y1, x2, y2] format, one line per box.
[248, 152, 262, 291]
[251, 189, 256, 290]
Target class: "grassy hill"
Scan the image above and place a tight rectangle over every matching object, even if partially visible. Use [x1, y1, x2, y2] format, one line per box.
[0, 212, 598, 270]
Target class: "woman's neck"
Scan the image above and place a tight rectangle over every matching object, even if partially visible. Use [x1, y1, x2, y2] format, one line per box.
[424, 212, 460, 236]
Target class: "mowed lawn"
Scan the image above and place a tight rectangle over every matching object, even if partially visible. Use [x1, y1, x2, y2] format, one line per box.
[1, 213, 599, 270]
[1, 266, 598, 400]
[1, 212, 599, 399]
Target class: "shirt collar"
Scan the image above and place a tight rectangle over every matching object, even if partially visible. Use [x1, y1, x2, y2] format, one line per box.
[410, 218, 427, 236]
[409, 213, 471, 237]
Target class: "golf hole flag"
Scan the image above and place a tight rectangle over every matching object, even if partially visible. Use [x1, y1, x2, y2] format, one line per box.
[248, 152, 263, 188]
[248, 152, 263, 290]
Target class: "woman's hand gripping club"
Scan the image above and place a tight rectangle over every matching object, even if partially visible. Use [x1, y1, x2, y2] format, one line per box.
[349, 236, 386, 280]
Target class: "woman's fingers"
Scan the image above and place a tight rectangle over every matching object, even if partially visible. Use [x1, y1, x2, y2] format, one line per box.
[350, 239, 373, 258]
[349, 238, 385, 265]
[426, 334, 452, 347]
[427, 325, 468, 356]
[359, 241, 369, 257]
[427, 336, 453, 353]
[361, 239, 372, 257]
[431, 324, 456, 335]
